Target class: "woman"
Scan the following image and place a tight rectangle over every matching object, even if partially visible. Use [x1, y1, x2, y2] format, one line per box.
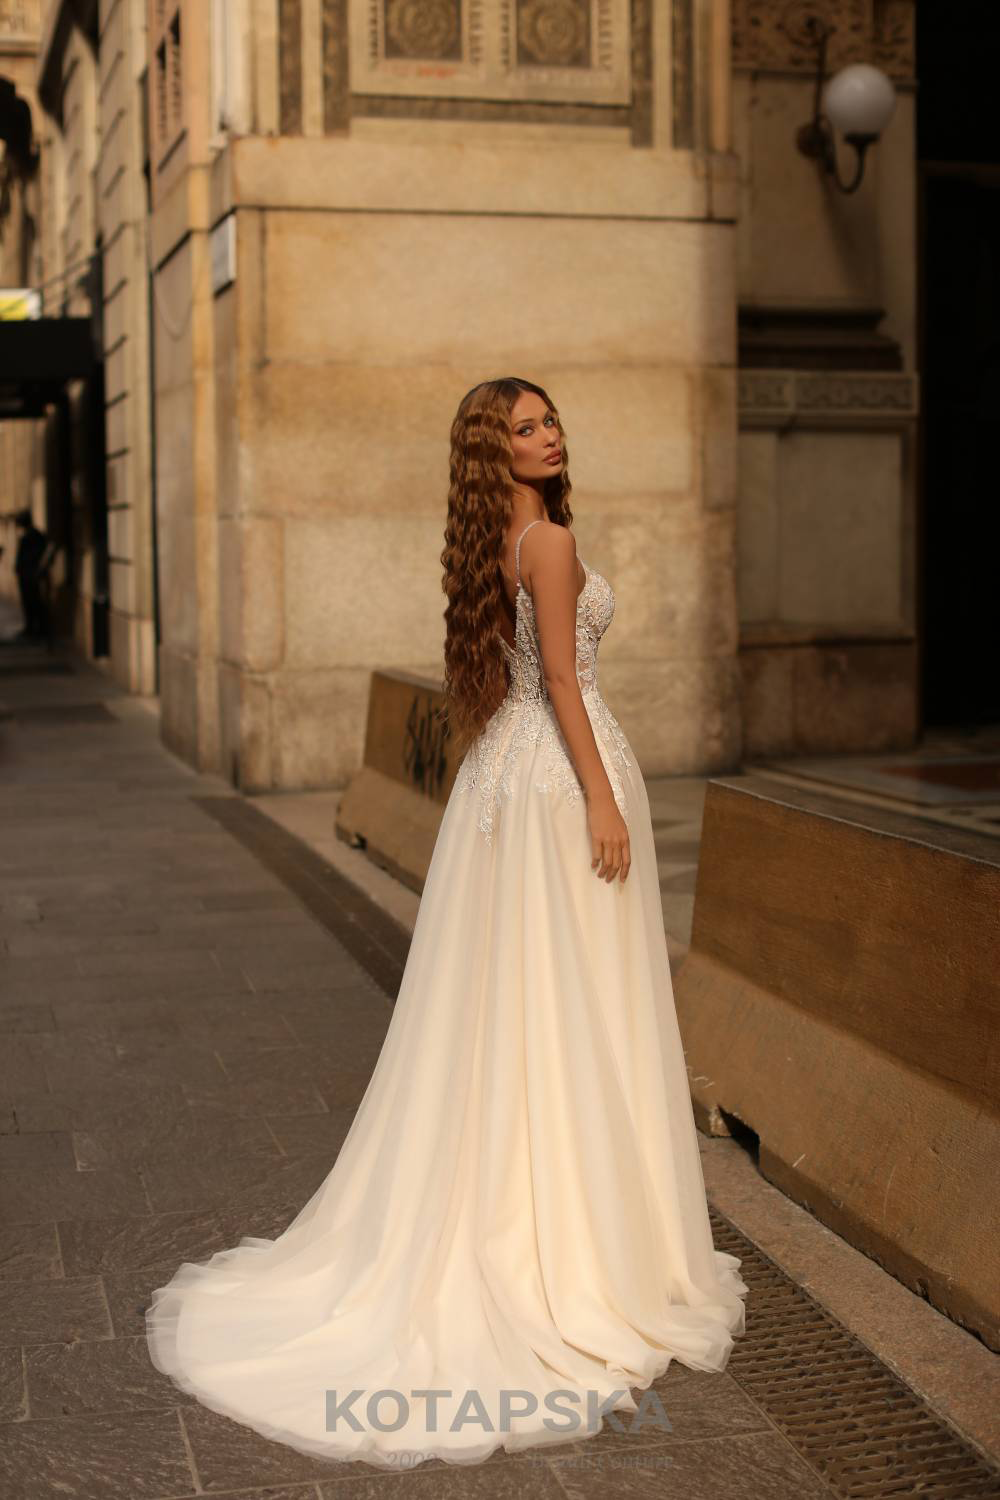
[145, 377, 748, 1470]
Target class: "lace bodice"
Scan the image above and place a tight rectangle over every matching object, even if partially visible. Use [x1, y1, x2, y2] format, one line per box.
[453, 520, 633, 845]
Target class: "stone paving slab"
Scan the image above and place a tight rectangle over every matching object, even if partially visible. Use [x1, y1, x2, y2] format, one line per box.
[1, 635, 998, 1499]
[0, 1407, 197, 1500]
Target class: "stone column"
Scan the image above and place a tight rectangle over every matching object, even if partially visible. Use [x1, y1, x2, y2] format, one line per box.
[210, 0, 742, 787]
[730, 1, 919, 755]
[150, 0, 224, 770]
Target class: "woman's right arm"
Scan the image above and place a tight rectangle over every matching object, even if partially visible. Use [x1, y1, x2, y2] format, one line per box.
[522, 525, 630, 883]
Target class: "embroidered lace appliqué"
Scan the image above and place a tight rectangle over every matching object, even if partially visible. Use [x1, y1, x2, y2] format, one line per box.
[453, 564, 634, 846]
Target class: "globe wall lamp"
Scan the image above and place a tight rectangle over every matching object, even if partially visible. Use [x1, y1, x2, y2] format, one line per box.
[796, 16, 897, 194]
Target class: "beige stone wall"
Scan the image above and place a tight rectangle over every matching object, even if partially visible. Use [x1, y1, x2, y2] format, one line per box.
[9, 0, 921, 778]
[148, 0, 223, 765]
[180, 0, 746, 790]
[221, 201, 741, 788]
[98, 0, 157, 693]
[733, 78, 916, 362]
[150, 204, 225, 768]
[731, 3, 919, 754]
[1, 0, 158, 689]
[208, 195, 740, 782]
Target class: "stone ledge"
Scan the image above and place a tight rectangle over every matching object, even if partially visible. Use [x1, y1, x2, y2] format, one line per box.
[209, 134, 731, 222]
[674, 775, 1000, 1350]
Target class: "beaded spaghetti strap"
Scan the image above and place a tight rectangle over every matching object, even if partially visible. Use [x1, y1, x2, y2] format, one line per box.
[515, 519, 544, 590]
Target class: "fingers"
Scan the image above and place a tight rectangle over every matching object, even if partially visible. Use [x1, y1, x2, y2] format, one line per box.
[591, 838, 631, 883]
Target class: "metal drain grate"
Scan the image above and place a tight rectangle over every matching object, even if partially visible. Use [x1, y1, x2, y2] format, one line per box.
[0, 702, 116, 725]
[710, 1210, 1000, 1498]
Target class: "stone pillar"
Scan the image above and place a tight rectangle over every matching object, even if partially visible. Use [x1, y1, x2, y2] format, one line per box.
[208, 0, 742, 788]
[149, 0, 224, 769]
[730, 1, 920, 755]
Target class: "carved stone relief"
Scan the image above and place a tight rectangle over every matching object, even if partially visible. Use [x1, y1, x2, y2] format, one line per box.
[279, 0, 303, 134]
[384, 0, 463, 60]
[629, 0, 652, 146]
[514, 0, 592, 69]
[348, 0, 631, 104]
[731, 0, 915, 80]
[323, 0, 351, 130]
[671, 0, 693, 148]
[871, 0, 914, 76]
[739, 370, 919, 420]
[0, 1, 39, 39]
[796, 372, 918, 412]
[739, 372, 796, 410]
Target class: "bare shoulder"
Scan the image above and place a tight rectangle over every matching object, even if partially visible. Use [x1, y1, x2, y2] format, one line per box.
[518, 521, 578, 600]
[519, 520, 576, 568]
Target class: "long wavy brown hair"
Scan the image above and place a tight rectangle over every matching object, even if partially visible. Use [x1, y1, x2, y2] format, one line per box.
[439, 377, 574, 757]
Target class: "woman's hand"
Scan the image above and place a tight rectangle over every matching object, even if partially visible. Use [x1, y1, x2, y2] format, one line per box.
[587, 789, 630, 883]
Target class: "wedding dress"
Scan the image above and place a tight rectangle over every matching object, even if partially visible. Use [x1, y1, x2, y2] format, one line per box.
[144, 518, 748, 1470]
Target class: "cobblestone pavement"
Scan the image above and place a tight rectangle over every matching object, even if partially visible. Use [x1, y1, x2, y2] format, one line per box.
[1, 625, 998, 1500]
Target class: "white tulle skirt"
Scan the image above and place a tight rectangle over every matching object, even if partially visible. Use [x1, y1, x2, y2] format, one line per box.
[145, 703, 748, 1470]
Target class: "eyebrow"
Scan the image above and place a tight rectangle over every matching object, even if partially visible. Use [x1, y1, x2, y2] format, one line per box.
[513, 412, 554, 425]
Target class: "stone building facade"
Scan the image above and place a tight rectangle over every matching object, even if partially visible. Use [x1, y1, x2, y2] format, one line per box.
[0, 1, 47, 610]
[731, 2, 918, 759]
[1, 0, 156, 688]
[0, 0, 920, 788]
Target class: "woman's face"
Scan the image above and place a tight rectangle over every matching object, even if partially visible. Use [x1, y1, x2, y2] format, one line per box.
[509, 391, 562, 483]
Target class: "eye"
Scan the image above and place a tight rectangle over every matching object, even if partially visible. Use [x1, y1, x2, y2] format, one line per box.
[515, 414, 556, 436]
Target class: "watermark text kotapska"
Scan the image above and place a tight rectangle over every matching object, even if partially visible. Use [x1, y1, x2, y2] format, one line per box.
[325, 1386, 674, 1436]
